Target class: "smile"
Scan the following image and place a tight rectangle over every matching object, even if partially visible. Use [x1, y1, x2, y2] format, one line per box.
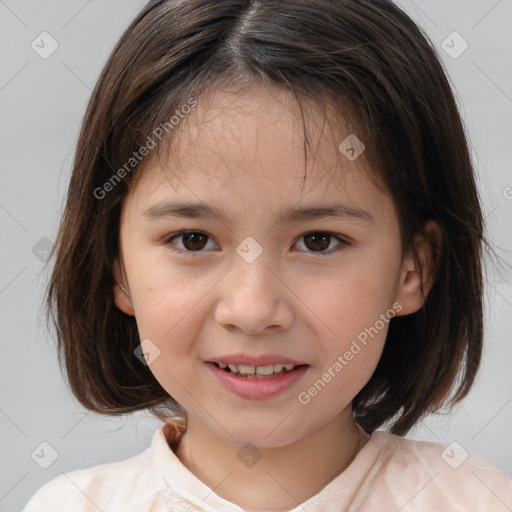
[206, 362, 309, 399]
[214, 361, 298, 377]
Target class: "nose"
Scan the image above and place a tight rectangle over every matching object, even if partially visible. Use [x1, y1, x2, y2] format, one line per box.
[213, 254, 295, 335]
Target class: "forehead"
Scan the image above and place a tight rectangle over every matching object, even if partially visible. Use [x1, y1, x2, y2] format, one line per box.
[127, 83, 392, 221]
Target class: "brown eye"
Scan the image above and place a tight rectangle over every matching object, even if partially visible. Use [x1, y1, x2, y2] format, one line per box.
[162, 230, 349, 257]
[163, 231, 217, 254]
[180, 232, 209, 251]
[303, 233, 331, 252]
[295, 232, 348, 254]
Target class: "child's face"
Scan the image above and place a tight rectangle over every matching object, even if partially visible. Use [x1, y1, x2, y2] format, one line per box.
[114, 84, 422, 448]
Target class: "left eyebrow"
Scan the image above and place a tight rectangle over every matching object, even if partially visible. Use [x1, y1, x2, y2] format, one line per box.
[143, 200, 376, 225]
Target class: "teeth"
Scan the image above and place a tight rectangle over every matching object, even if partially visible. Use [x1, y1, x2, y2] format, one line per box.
[217, 362, 297, 375]
[238, 364, 256, 374]
[256, 365, 275, 376]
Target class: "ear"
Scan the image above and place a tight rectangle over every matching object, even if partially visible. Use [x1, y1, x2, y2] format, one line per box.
[394, 220, 442, 316]
[113, 258, 135, 316]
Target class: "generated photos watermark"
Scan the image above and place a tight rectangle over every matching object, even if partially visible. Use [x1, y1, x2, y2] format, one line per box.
[297, 301, 403, 405]
[93, 97, 198, 200]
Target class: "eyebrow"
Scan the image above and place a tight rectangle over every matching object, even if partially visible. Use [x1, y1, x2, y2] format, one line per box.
[143, 200, 375, 225]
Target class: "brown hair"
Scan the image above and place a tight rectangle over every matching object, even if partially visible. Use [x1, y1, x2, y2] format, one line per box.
[45, 0, 494, 436]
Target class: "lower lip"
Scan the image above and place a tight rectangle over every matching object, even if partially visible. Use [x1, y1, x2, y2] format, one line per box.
[205, 362, 309, 399]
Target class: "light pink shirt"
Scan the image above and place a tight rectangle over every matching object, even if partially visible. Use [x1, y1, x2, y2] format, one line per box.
[23, 423, 512, 511]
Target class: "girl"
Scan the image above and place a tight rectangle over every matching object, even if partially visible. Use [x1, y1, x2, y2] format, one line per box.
[23, 0, 512, 510]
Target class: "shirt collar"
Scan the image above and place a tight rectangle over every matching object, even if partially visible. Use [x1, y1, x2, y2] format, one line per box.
[148, 422, 387, 512]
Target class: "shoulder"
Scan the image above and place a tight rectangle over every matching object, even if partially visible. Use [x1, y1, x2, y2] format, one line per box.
[362, 431, 512, 511]
[22, 447, 160, 511]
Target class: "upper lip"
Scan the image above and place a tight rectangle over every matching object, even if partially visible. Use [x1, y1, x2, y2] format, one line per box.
[207, 353, 307, 366]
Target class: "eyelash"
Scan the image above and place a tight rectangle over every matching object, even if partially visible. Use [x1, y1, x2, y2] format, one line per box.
[161, 230, 351, 257]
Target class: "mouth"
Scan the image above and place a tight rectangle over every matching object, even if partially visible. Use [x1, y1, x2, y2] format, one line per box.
[205, 360, 310, 399]
[208, 361, 309, 379]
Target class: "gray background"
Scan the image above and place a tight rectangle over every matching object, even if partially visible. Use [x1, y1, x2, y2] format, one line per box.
[0, 0, 511, 510]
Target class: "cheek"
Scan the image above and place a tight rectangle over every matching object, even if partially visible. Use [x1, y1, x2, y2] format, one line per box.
[294, 264, 394, 390]
[131, 271, 209, 402]
[300, 268, 394, 342]
[128, 256, 213, 349]
[299, 276, 390, 411]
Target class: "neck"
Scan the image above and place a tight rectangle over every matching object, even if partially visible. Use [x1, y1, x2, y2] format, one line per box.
[173, 408, 368, 511]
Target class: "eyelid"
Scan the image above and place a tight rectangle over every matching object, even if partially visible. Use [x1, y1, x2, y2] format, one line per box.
[161, 229, 352, 257]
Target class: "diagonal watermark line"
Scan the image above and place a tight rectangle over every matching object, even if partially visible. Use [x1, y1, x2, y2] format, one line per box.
[472, 61, 512, 104]
[61, 411, 92, 440]
[406, 0, 439, 29]
[0, 62, 29, 93]
[399, 472, 439, 511]
[421, 420, 440, 439]
[61, 61, 91, 91]
[0, 201, 29, 232]
[471, 471, 512, 511]
[163, 367, 234, 439]
[266, 266, 337, 336]
[0, 0, 29, 28]
[160, 167, 234, 236]
[61, 472, 106, 512]
[485, 204, 498, 220]
[192, 469, 234, 507]
[0, 472, 29, 502]
[471, 0, 503, 30]
[0, 265, 28, 296]
[163, 266, 234, 337]
[266, 471, 307, 512]
[0, 407, 29, 438]
[488, 281, 512, 309]
[471, 397, 512, 439]
[266, 168, 344, 236]
[61, 0, 92, 29]
[461, 406, 475, 428]
[265, 409, 295, 438]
